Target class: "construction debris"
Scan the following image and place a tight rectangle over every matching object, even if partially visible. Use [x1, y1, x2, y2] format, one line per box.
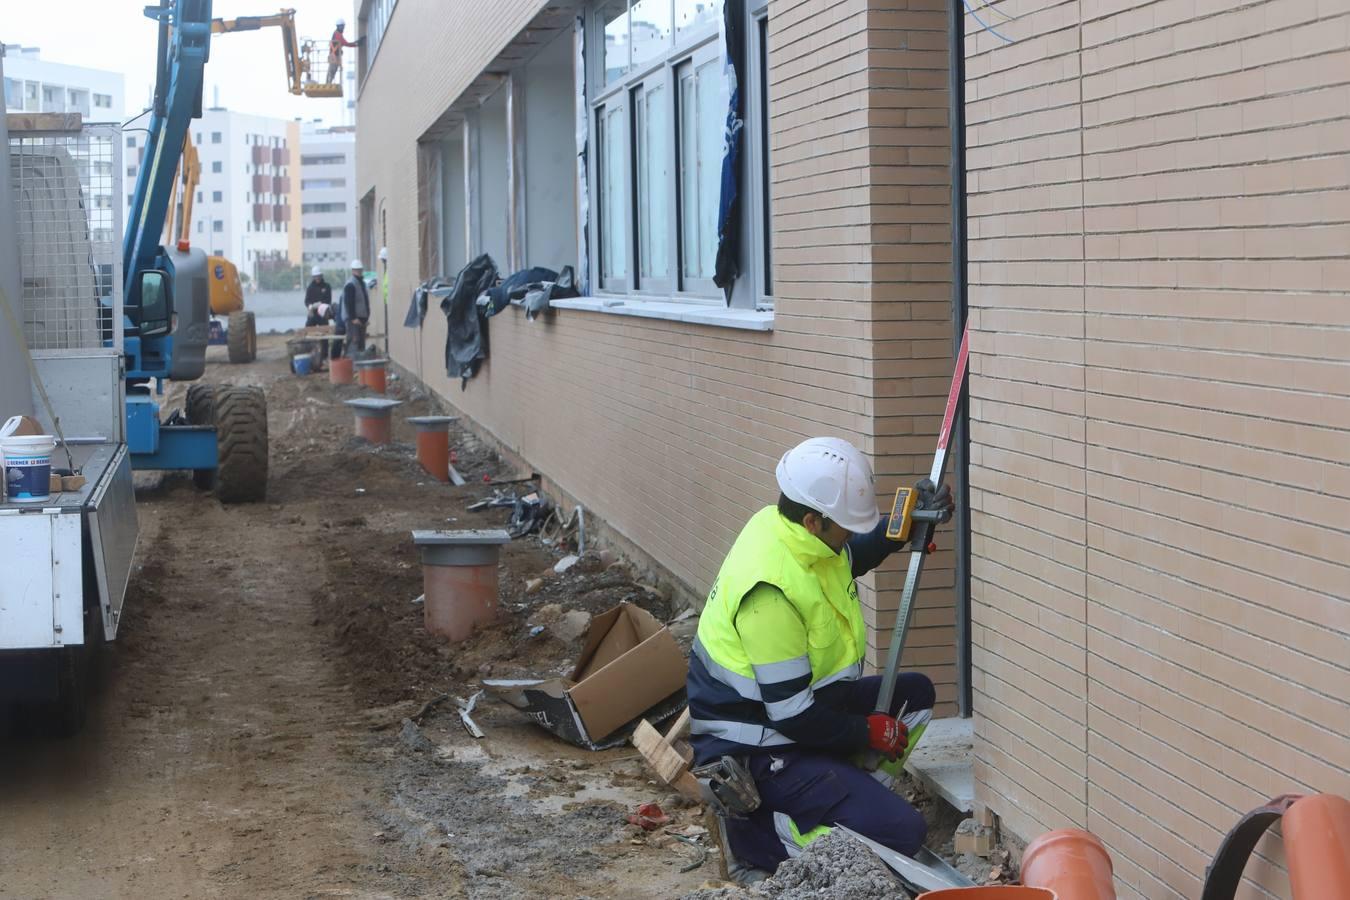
[627, 802, 671, 830]
[455, 690, 485, 738]
[679, 831, 912, 900]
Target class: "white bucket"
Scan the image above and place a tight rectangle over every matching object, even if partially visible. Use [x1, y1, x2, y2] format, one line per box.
[1, 420, 58, 503]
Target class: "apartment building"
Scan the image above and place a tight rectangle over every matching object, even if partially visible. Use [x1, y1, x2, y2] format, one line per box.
[127, 107, 299, 279]
[2, 45, 123, 120]
[355, 1, 1349, 897]
[300, 123, 357, 269]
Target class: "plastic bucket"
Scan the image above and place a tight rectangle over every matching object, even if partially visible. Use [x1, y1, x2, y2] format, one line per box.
[2, 433, 58, 503]
[293, 353, 314, 376]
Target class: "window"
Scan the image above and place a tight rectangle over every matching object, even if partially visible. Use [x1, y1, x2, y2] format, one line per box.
[212, 161, 222, 174]
[126, 165, 137, 177]
[212, 220, 223, 233]
[212, 191, 223, 202]
[126, 135, 136, 148]
[635, 82, 670, 289]
[93, 93, 112, 108]
[302, 202, 348, 214]
[213, 249, 223, 256]
[197, 221, 204, 233]
[196, 191, 203, 203]
[3, 78, 20, 109]
[588, 0, 769, 308]
[127, 194, 134, 208]
[596, 101, 627, 288]
[301, 153, 346, 166]
[23, 82, 38, 111]
[301, 178, 347, 189]
[42, 85, 64, 111]
[211, 132, 222, 144]
[677, 50, 723, 288]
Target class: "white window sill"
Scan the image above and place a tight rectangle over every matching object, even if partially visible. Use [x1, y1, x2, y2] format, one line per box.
[545, 296, 774, 331]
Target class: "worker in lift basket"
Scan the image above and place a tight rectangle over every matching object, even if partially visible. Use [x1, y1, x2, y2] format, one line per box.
[687, 437, 952, 879]
[327, 19, 361, 84]
[341, 258, 371, 357]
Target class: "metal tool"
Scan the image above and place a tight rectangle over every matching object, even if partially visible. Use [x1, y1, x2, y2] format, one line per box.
[875, 326, 970, 717]
[692, 756, 761, 818]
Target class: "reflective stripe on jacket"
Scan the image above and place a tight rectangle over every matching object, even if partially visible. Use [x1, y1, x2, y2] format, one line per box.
[688, 506, 866, 758]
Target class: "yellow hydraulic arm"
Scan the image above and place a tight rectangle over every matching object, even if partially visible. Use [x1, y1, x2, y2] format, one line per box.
[210, 9, 343, 98]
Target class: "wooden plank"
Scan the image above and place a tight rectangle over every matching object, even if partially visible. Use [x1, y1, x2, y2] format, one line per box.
[663, 708, 691, 742]
[632, 717, 691, 786]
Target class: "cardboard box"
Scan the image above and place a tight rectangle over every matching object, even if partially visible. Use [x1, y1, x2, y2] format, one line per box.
[4, 415, 43, 436]
[484, 602, 688, 749]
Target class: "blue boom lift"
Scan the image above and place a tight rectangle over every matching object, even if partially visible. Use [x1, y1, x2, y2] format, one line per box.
[123, 0, 268, 501]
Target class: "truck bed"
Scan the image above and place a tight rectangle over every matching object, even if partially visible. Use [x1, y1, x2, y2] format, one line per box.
[0, 441, 138, 648]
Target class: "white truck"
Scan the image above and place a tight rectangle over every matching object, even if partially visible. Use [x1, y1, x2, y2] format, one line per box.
[0, 96, 139, 734]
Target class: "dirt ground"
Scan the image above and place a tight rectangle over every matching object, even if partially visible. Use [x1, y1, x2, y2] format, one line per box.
[0, 334, 972, 899]
[0, 335, 710, 899]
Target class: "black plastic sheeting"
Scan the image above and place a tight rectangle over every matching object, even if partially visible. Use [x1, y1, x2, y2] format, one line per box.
[713, 0, 746, 301]
[441, 254, 499, 387]
[427, 257, 583, 389]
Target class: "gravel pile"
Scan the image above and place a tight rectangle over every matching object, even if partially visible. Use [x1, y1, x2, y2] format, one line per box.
[680, 830, 912, 900]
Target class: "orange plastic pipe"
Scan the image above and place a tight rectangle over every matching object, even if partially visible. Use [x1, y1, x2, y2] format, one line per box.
[364, 364, 387, 394]
[415, 429, 450, 482]
[1021, 829, 1116, 900]
[1285, 794, 1350, 899]
[329, 355, 354, 385]
[353, 410, 392, 445]
[920, 889, 1055, 899]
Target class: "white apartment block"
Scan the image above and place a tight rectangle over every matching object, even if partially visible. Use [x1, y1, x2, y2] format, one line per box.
[127, 107, 300, 279]
[2, 45, 123, 119]
[300, 123, 356, 269]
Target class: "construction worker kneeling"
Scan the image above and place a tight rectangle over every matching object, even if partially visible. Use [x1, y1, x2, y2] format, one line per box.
[687, 437, 953, 878]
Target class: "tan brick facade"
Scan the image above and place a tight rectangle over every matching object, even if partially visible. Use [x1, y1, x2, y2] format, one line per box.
[356, 0, 960, 704]
[966, 0, 1350, 895]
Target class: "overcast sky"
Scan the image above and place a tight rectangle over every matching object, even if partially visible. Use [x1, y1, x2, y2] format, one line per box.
[5, 0, 358, 126]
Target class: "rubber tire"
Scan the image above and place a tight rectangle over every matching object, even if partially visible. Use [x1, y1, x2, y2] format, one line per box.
[48, 645, 89, 738]
[185, 383, 219, 490]
[227, 310, 257, 363]
[213, 386, 269, 504]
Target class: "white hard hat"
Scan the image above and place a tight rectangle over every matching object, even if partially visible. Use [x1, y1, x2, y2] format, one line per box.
[378, 246, 388, 261]
[311, 265, 322, 276]
[350, 258, 364, 269]
[775, 437, 879, 534]
[336, 18, 346, 27]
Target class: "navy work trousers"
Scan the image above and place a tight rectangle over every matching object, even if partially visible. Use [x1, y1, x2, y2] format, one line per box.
[722, 672, 934, 872]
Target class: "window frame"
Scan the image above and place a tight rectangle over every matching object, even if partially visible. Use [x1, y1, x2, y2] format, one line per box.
[585, 0, 768, 311]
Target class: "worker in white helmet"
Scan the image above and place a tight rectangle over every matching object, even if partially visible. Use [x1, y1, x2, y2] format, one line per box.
[327, 18, 361, 84]
[304, 265, 335, 362]
[341, 258, 371, 356]
[687, 437, 952, 879]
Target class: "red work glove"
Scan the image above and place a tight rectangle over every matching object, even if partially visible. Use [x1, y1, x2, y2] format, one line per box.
[866, 713, 909, 760]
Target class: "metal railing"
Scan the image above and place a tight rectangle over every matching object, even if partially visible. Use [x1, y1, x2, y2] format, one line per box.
[8, 121, 124, 352]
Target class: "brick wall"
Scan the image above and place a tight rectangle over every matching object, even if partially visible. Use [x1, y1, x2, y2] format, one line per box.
[356, 0, 960, 703]
[966, 0, 1350, 895]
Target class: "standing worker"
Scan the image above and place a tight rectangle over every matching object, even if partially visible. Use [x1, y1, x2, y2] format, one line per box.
[303, 266, 334, 361]
[687, 437, 953, 878]
[378, 246, 390, 355]
[341, 258, 371, 357]
[326, 19, 361, 84]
